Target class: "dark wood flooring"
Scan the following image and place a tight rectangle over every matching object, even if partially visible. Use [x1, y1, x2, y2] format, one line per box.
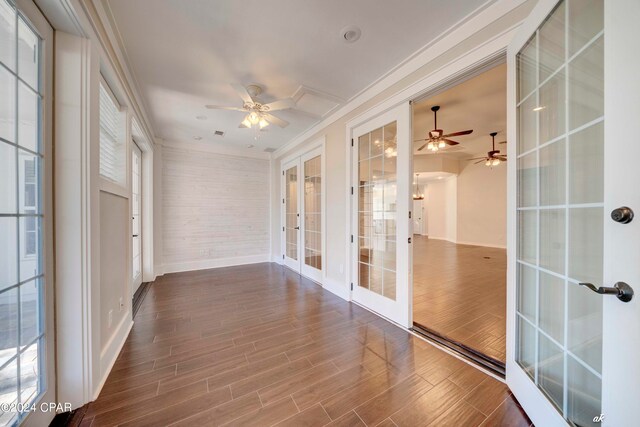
[80, 263, 527, 426]
[413, 238, 507, 363]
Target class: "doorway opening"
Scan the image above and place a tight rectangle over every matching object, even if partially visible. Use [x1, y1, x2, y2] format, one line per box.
[411, 63, 508, 372]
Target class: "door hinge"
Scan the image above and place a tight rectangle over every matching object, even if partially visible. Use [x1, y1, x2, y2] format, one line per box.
[351, 235, 354, 243]
[282, 227, 285, 232]
[350, 283, 353, 291]
[282, 254, 285, 259]
[351, 138, 354, 147]
[282, 198, 285, 204]
[351, 186, 354, 195]
[409, 211, 412, 219]
[408, 237, 412, 244]
[282, 170, 285, 176]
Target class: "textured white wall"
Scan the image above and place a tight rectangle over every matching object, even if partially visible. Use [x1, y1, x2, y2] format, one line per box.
[425, 178, 457, 242]
[161, 146, 270, 273]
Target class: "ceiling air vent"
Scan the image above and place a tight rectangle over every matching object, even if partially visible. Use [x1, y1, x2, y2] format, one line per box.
[264, 147, 276, 153]
[213, 130, 225, 137]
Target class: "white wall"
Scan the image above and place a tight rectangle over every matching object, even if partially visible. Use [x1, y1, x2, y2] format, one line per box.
[457, 160, 507, 247]
[424, 178, 458, 242]
[161, 145, 270, 273]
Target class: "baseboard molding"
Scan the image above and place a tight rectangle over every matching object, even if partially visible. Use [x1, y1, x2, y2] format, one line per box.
[426, 236, 456, 243]
[95, 316, 133, 399]
[322, 276, 350, 301]
[162, 254, 271, 275]
[455, 240, 506, 249]
[271, 254, 283, 265]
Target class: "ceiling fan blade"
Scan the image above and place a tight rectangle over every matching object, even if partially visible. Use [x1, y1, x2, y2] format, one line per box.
[496, 156, 507, 161]
[468, 157, 487, 161]
[231, 83, 254, 104]
[442, 129, 473, 138]
[238, 123, 248, 128]
[474, 159, 487, 164]
[498, 141, 507, 144]
[206, 105, 246, 111]
[263, 98, 295, 111]
[417, 143, 428, 151]
[442, 138, 459, 145]
[264, 113, 289, 128]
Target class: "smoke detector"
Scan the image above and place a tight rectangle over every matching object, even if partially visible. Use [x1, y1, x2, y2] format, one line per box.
[341, 25, 361, 43]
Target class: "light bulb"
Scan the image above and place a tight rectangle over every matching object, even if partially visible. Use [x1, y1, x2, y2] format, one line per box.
[438, 140, 445, 148]
[492, 158, 501, 166]
[432, 145, 439, 152]
[249, 112, 260, 125]
[427, 142, 434, 150]
[241, 117, 252, 128]
[485, 159, 492, 166]
[259, 118, 269, 128]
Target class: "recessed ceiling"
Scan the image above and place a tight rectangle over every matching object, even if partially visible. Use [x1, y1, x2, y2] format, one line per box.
[413, 63, 507, 158]
[103, 0, 487, 151]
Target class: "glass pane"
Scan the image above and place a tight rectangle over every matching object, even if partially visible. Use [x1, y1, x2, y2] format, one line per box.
[517, 152, 537, 207]
[539, 1, 565, 82]
[18, 150, 38, 214]
[538, 333, 564, 410]
[285, 166, 297, 261]
[518, 96, 537, 154]
[568, 282, 602, 373]
[539, 139, 565, 206]
[567, 355, 601, 426]
[358, 122, 396, 300]
[517, 263, 536, 323]
[569, 122, 603, 204]
[303, 156, 322, 271]
[0, 65, 16, 143]
[0, 0, 16, 72]
[19, 279, 40, 346]
[568, 207, 603, 285]
[518, 35, 537, 102]
[539, 70, 565, 144]
[0, 217, 18, 291]
[19, 216, 40, 282]
[17, 16, 38, 90]
[0, 287, 18, 366]
[568, 36, 603, 130]
[18, 81, 38, 153]
[19, 340, 40, 406]
[539, 272, 564, 343]
[568, 0, 603, 56]
[0, 358, 18, 426]
[517, 211, 537, 265]
[0, 141, 16, 214]
[539, 209, 565, 275]
[516, 316, 536, 379]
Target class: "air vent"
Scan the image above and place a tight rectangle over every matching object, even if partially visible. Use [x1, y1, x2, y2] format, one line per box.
[264, 147, 276, 153]
[213, 130, 225, 137]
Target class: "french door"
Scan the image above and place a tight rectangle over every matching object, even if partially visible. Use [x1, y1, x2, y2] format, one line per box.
[131, 142, 142, 293]
[0, 0, 54, 426]
[281, 147, 323, 283]
[351, 102, 411, 327]
[507, 0, 640, 426]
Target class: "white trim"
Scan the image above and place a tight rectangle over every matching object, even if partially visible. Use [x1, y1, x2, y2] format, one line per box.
[94, 317, 133, 399]
[272, 0, 529, 159]
[322, 277, 350, 302]
[427, 237, 507, 250]
[162, 254, 271, 275]
[161, 138, 271, 160]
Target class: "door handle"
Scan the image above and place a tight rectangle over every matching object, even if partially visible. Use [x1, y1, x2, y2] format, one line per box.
[579, 281, 634, 302]
[132, 234, 139, 237]
[294, 226, 300, 230]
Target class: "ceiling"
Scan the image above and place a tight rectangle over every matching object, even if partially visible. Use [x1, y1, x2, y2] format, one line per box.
[103, 0, 486, 152]
[413, 63, 507, 159]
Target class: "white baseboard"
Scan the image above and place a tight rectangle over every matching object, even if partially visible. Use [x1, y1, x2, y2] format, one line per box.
[162, 254, 271, 275]
[426, 236, 457, 243]
[454, 240, 506, 249]
[95, 315, 133, 399]
[272, 254, 283, 265]
[322, 276, 350, 301]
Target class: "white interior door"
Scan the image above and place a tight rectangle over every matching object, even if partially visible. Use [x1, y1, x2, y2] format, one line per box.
[282, 159, 301, 273]
[352, 102, 411, 327]
[506, 1, 640, 426]
[131, 142, 142, 293]
[300, 147, 323, 283]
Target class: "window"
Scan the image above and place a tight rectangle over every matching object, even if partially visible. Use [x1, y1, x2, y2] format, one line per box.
[99, 81, 125, 184]
[0, 0, 45, 425]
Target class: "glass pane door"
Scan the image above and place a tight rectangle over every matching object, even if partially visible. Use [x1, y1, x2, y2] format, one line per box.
[358, 122, 398, 300]
[283, 164, 299, 271]
[515, 1, 604, 424]
[303, 154, 322, 273]
[132, 143, 142, 291]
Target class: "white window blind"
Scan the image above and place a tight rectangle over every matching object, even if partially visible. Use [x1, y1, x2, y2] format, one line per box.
[131, 116, 147, 146]
[99, 82, 125, 184]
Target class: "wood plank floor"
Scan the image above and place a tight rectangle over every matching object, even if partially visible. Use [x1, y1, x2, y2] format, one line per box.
[81, 263, 528, 426]
[413, 237, 507, 363]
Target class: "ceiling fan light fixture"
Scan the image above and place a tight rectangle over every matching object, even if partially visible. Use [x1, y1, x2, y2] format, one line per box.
[259, 118, 269, 129]
[438, 140, 446, 149]
[485, 159, 492, 166]
[492, 158, 501, 166]
[241, 117, 252, 128]
[427, 142, 434, 150]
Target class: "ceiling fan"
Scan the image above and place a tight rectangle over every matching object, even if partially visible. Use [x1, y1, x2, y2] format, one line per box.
[414, 105, 473, 152]
[468, 132, 507, 166]
[205, 84, 294, 130]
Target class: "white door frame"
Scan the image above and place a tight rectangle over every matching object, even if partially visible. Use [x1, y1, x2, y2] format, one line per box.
[279, 139, 326, 284]
[349, 102, 412, 328]
[131, 142, 143, 293]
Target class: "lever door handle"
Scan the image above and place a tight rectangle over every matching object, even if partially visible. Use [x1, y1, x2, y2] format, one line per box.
[294, 226, 300, 230]
[132, 234, 139, 238]
[579, 281, 634, 302]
